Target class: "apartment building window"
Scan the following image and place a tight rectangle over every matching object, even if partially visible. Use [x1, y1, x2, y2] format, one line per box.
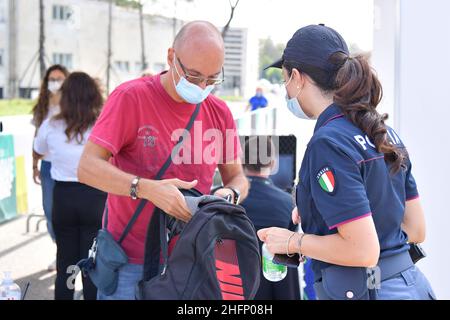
[53, 53, 73, 69]
[0, 7, 5, 23]
[52, 5, 72, 21]
[115, 61, 130, 73]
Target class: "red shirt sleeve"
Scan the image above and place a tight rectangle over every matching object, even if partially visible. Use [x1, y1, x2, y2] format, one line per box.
[89, 88, 139, 156]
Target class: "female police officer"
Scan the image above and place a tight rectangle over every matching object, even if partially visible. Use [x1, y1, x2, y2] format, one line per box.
[258, 24, 436, 300]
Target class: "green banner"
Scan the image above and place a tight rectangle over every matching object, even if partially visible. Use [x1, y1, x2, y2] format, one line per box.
[0, 134, 17, 223]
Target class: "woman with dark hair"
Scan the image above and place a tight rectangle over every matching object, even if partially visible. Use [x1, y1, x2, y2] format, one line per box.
[31, 64, 69, 269]
[33, 72, 106, 300]
[258, 24, 435, 300]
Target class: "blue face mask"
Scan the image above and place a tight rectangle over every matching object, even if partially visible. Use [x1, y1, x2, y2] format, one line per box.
[172, 55, 214, 104]
[284, 74, 314, 120]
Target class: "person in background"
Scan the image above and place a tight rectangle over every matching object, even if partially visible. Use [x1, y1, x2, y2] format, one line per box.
[31, 64, 69, 271]
[33, 72, 106, 300]
[240, 136, 301, 300]
[246, 87, 268, 112]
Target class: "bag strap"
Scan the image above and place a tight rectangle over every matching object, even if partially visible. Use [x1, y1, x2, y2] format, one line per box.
[103, 103, 201, 244]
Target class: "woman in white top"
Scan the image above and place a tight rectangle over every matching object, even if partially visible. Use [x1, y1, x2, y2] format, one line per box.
[34, 72, 106, 300]
[31, 65, 69, 251]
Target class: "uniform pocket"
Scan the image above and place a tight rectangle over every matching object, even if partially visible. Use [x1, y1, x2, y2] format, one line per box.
[319, 265, 370, 300]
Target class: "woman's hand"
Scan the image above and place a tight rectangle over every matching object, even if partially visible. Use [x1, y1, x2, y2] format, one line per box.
[402, 198, 426, 243]
[257, 227, 299, 256]
[292, 206, 300, 225]
[33, 167, 41, 185]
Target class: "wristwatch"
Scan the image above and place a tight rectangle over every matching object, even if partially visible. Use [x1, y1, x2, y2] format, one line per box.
[226, 186, 241, 205]
[130, 176, 141, 200]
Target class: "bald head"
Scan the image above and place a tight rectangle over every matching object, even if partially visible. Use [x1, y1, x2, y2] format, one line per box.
[173, 21, 224, 52]
[167, 21, 225, 89]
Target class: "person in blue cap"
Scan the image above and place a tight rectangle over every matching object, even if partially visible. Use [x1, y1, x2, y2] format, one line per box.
[246, 87, 268, 112]
[257, 24, 436, 300]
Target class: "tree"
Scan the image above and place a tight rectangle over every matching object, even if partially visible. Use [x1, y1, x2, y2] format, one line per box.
[115, 0, 140, 9]
[172, 0, 194, 40]
[259, 38, 284, 83]
[114, 0, 148, 72]
[38, 0, 46, 79]
[138, 0, 147, 71]
[222, 0, 240, 39]
[106, 0, 113, 93]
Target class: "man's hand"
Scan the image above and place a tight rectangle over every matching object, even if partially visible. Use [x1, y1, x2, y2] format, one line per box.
[141, 178, 198, 223]
[213, 187, 235, 203]
[33, 167, 41, 185]
[292, 206, 301, 225]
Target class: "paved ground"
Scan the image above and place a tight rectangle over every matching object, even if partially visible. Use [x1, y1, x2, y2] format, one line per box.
[0, 213, 56, 300]
[0, 214, 84, 300]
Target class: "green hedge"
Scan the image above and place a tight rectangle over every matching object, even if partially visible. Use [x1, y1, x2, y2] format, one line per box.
[0, 99, 35, 117]
[219, 96, 245, 102]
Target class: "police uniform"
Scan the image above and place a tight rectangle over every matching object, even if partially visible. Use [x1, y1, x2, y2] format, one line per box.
[295, 103, 436, 300]
[241, 176, 301, 300]
[265, 23, 435, 300]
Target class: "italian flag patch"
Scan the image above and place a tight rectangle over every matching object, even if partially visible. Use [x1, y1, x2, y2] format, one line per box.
[317, 167, 336, 193]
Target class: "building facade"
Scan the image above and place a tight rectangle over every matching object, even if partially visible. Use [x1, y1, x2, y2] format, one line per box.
[221, 27, 258, 98]
[0, 0, 256, 99]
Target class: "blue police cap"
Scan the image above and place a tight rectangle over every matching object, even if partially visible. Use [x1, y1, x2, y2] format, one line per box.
[266, 24, 349, 87]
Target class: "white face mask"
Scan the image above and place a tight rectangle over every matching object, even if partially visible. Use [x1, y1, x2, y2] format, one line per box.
[284, 73, 314, 120]
[172, 54, 214, 104]
[48, 80, 63, 94]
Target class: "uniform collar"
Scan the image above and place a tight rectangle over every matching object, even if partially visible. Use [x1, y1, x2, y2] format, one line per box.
[247, 176, 273, 186]
[314, 103, 345, 133]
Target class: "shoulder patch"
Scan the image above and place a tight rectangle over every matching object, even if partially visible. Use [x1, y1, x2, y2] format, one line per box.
[316, 166, 336, 194]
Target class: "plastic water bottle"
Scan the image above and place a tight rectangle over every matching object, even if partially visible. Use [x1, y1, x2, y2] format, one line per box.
[0, 272, 22, 300]
[262, 244, 287, 282]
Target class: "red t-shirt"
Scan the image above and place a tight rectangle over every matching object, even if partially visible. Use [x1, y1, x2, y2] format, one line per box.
[89, 73, 241, 264]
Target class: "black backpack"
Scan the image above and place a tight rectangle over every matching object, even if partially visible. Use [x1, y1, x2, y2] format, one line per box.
[136, 190, 261, 300]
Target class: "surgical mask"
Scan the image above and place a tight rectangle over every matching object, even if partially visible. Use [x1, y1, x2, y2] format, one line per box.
[48, 80, 63, 94]
[284, 74, 314, 120]
[172, 55, 214, 104]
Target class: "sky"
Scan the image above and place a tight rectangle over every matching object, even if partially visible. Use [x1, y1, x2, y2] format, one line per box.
[144, 0, 374, 51]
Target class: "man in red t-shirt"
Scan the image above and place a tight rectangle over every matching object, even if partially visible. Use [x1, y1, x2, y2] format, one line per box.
[78, 21, 249, 300]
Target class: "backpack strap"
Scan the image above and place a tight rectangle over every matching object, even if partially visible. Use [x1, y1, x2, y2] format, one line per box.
[143, 207, 164, 280]
[103, 103, 201, 244]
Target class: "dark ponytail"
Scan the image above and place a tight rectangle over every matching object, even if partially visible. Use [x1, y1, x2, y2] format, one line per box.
[332, 52, 404, 173]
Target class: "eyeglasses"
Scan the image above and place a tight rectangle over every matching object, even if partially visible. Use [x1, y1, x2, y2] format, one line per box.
[175, 56, 225, 86]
